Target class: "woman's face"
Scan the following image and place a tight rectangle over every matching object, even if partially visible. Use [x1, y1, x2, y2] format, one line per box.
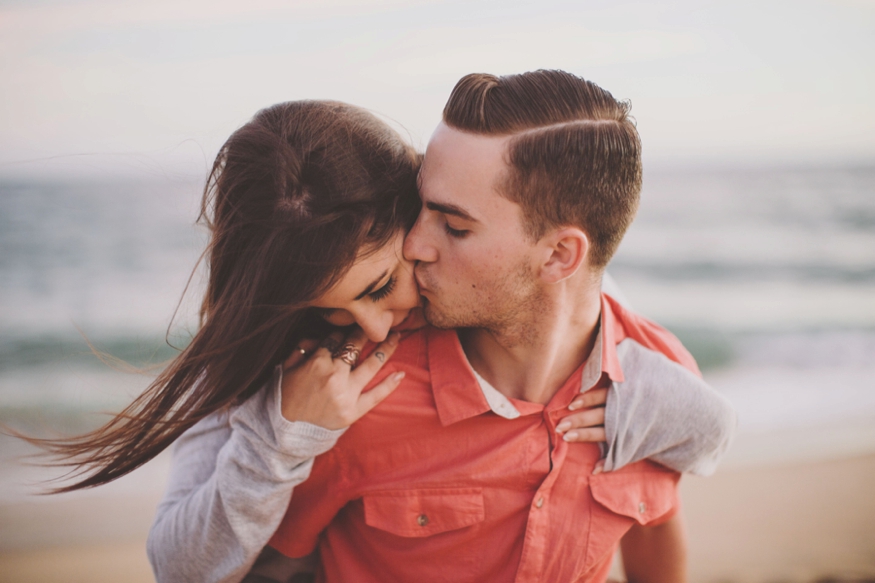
[310, 231, 420, 342]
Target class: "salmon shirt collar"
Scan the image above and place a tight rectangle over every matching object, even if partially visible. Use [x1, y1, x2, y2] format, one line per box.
[427, 327, 494, 427]
[428, 293, 626, 428]
[599, 292, 626, 385]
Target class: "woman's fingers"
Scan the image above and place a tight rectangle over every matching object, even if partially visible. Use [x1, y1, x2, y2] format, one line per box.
[323, 327, 369, 369]
[561, 388, 608, 443]
[354, 370, 406, 418]
[340, 331, 403, 420]
[350, 331, 401, 383]
[280, 327, 403, 429]
[322, 328, 404, 425]
[282, 338, 320, 372]
[568, 387, 608, 411]
[560, 388, 606, 434]
[561, 427, 607, 443]
[556, 406, 606, 443]
[556, 407, 605, 432]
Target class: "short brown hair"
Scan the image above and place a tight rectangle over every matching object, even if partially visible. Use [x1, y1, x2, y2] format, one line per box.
[443, 70, 641, 268]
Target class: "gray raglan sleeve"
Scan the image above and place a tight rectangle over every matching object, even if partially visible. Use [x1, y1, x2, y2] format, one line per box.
[601, 339, 737, 476]
[147, 367, 345, 583]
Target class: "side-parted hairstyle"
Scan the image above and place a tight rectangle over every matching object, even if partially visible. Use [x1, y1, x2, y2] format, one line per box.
[34, 101, 421, 491]
[443, 70, 642, 268]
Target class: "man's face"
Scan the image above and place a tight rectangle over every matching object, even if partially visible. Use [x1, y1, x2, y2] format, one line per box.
[403, 123, 543, 333]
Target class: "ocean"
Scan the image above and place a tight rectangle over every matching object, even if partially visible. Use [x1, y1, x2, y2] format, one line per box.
[1, 166, 874, 468]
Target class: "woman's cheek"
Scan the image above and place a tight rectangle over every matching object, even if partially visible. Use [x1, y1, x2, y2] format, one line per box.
[325, 311, 356, 327]
[398, 269, 421, 309]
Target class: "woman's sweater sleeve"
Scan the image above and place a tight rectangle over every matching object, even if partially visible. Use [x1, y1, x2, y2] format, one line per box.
[602, 339, 738, 476]
[146, 367, 344, 583]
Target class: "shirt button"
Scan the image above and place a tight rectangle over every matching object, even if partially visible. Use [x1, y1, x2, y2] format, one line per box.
[417, 514, 429, 526]
[535, 497, 545, 509]
[638, 502, 646, 514]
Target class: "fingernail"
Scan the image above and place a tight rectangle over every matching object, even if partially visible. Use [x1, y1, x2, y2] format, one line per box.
[556, 421, 571, 433]
[562, 431, 577, 442]
[391, 371, 405, 382]
[568, 402, 579, 411]
[592, 464, 603, 475]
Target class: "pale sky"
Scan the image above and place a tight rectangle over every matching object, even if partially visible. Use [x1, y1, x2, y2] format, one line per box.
[1, 0, 873, 178]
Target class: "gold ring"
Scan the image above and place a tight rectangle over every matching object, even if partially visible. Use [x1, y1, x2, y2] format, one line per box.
[332, 343, 361, 367]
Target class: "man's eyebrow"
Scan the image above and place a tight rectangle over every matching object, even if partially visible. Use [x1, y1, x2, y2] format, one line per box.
[354, 269, 389, 301]
[425, 201, 478, 223]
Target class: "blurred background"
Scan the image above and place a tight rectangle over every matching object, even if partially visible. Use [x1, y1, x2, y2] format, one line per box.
[1, 1, 873, 581]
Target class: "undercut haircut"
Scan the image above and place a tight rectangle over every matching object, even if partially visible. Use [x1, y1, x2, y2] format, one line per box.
[443, 70, 642, 269]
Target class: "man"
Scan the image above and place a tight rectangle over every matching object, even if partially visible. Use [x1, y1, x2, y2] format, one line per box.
[267, 70, 735, 581]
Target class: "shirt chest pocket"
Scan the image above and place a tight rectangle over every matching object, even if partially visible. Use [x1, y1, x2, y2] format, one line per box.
[362, 487, 486, 538]
[583, 463, 680, 570]
[589, 464, 679, 525]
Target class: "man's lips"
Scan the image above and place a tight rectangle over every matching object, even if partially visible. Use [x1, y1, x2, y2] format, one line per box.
[414, 271, 430, 294]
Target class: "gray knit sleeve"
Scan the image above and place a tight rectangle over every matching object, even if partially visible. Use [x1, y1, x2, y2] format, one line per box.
[602, 338, 737, 476]
[147, 367, 344, 583]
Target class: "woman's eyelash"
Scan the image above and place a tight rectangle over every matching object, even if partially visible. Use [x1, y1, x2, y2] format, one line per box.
[444, 223, 468, 238]
[369, 276, 396, 302]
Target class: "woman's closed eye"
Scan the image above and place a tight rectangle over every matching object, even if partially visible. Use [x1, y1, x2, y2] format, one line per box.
[312, 276, 397, 323]
[368, 275, 396, 302]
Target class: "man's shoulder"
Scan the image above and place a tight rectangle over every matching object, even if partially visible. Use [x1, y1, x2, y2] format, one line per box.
[360, 326, 433, 369]
[604, 293, 701, 377]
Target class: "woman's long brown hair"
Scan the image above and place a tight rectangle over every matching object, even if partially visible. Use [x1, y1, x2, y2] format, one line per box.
[27, 100, 421, 492]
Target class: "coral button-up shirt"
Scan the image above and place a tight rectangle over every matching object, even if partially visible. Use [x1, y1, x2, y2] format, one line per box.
[269, 294, 687, 582]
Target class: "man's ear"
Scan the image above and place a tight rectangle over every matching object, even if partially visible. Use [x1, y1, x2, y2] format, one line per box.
[538, 227, 589, 283]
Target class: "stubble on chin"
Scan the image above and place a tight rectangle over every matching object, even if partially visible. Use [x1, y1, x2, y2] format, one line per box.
[421, 262, 544, 344]
[420, 298, 458, 330]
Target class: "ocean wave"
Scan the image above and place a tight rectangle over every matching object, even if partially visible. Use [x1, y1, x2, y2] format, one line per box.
[610, 261, 875, 283]
[0, 334, 187, 371]
[671, 326, 875, 372]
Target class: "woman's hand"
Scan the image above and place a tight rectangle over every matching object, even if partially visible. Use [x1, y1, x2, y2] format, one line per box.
[555, 388, 608, 443]
[279, 328, 405, 430]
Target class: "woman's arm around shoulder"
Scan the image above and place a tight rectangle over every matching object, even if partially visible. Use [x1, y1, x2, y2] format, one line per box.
[601, 339, 737, 475]
[147, 367, 344, 583]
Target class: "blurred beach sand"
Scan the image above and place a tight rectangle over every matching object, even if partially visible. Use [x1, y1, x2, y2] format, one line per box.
[0, 542, 153, 583]
[681, 453, 875, 582]
[1, 450, 874, 583]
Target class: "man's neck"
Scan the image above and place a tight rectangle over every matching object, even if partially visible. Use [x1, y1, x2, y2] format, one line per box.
[459, 282, 603, 405]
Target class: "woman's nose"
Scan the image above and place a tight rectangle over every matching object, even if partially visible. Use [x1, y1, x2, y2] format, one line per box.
[356, 310, 394, 343]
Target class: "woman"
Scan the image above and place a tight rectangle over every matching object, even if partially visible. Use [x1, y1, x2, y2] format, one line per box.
[39, 100, 731, 582]
[37, 101, 421, 489]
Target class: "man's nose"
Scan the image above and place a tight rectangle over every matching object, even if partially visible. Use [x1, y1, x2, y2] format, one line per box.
[403, 215, 437, 263]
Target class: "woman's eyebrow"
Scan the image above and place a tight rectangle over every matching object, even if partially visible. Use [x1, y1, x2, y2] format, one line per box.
[355, 269, 389, 300]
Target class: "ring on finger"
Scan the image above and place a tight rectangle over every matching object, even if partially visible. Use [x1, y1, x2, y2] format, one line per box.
[332, 343, 361, 367]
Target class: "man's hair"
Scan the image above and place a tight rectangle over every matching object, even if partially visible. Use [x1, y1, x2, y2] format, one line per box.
[443, 70, 642, 269]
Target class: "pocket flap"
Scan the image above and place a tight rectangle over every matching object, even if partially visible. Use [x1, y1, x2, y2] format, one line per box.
[589, 465, 679, 525]
[363, 488, 485, 538]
